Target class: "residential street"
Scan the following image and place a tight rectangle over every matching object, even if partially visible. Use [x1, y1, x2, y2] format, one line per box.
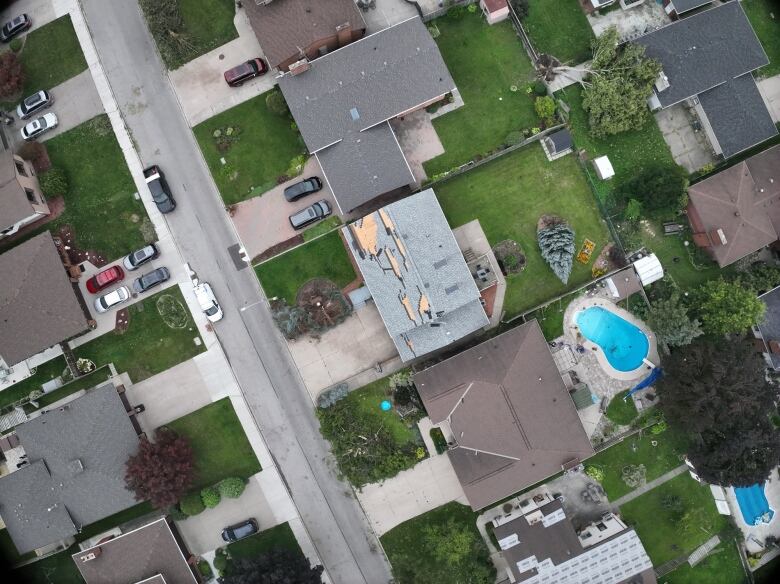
[78, 1, 392, 582]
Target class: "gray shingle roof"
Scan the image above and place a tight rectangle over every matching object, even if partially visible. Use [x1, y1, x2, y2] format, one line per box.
[0, 232, 89, 366]
[342, 189, 488, 361]
[698, 74, 779, 158]
[0, 384, 140, 553]
[635, 1, 768, 108]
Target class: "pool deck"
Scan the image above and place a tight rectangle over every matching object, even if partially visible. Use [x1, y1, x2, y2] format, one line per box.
[725, 471, 780, 555]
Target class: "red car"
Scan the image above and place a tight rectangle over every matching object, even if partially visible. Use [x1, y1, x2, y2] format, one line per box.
[224, 58, 268, 87]
[86, 265, 125, 294]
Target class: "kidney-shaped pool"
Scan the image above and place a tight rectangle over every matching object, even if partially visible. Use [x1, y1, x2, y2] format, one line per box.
[575, 306, 649, 372]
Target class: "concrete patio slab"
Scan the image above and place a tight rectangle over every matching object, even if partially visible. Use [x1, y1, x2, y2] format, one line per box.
[758, 74, 780, 124]
[38, 69, 103, 143]
[390, 109, 444, 185]
[361, 0, 419, 34]
[587, 1, 668, 39]
[654, 104, 715, 173]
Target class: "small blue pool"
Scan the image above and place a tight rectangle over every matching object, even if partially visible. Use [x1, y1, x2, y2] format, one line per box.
[575, 306, 649, 372]
[735, 483, 774, 526]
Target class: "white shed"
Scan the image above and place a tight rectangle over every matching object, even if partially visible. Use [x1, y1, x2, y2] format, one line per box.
[592, 156, 615, 180]
[633, 253, 664, 286]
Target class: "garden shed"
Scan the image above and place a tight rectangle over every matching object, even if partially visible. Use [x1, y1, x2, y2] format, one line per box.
[592, 156, 615, 180]
[632, 253, 664, 286]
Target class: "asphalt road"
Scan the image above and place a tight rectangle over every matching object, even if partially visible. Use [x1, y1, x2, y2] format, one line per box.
[79, 2, 393, 582]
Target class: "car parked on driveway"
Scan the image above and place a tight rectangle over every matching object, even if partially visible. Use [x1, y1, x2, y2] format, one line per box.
[132, 267, 170, 294]
[0, 14, 31, 42]
[283, 176, 322, 202]
[94, 286, 131, 313]
[143, 165, 176, 214]
[289, 199, 331, 230]
[86, 265, 125, 294]
[21, 113, 58, 141]
[221, 519, 258, 543]
[194, 282, 223, 323]
[224, 58, 268, 87]
[16, 90, 53, 120]
[123, 243, 159, 271]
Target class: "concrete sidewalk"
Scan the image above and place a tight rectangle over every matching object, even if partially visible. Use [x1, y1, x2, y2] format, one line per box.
[611, 464, 688, 508]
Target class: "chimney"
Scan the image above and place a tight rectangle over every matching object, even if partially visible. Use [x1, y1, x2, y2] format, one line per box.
[79, 548, 102, 563]
[288, 59, 310, 76]
[336, 22, 352, 48]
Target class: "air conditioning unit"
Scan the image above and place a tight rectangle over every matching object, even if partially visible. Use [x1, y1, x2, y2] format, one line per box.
[79, 548, 101, 563]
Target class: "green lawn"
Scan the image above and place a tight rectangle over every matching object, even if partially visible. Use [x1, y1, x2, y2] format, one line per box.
[75, 501, 156, 543]
[524, 293, 576, 340]
[45, 115, 152, 260]
[166, 398, 261, 490]
[0, 356, 67, 411]
[193, 91, 307, 204]
[34, 366, 113, 410]
[255, 230, 356, 303]
[585, 427, 687, 500]
[605, 389, 638, 426]
[743, 0, 780, 77]
[620, 473, 731, 565]
[524, 0, 594, 64]
[664, 540, 747, 584]
[227, 522, 301, 559]
[13, 546, 83, 584]
[17, 15, 87, 96]
[424, 12, 537, 176]
[435, 144, 610, 317]
[0, 528, 34, 566]
[75, 287, 204, 383]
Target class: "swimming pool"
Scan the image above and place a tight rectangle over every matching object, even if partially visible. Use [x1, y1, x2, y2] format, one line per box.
[735, 483, 774, 526]
[575, 306, 649, 372]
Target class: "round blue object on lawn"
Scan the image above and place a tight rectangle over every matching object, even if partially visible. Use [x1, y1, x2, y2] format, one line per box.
[380, 400, 392, 411]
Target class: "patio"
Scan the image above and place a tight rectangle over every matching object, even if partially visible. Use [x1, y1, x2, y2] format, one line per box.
[586, 1, 669, 40]
[655, 103, 717, 173]
[389, 109, 445, 185]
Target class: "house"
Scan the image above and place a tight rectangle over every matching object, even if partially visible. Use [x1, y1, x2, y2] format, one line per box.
[342, 189, 489, 362]
[480, 0, 509, 25]
[687, 144, 780, 267]
[72, 517, 198, 584]
[278, 17, 456, 214]
[0, 232, 90, 377]
[245, 0, 366, 71]
[662, 0, 712, 20]
[0, 150, 49, 240]
[413, 320, 594, 510]
[492, 495, 655, 583]
[756, 285, 780, 371]
[636, 1, 777, 159]
[0, 383, 142, 555]
[541, 128, 573, 161]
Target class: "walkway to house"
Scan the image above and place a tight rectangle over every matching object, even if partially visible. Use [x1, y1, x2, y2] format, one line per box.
[611, 464, 688, 508]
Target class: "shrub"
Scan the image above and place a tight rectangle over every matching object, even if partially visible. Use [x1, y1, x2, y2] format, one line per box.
[510, 0, 530, 18]
[585, 465, 605, 482]
[9, 38, 22, 53]
[0, 51, 23, 99]
[217, 477, 247, 499]
[623, 199, 642, 223]
[537, 217, 575, 284]
[650, 420, 667, 434]
[503, 254, 519, 270]
[533, 80, 547, 96]
[430, 427, 448, 454]
[213, 550, 228, 574]
[266, 90, 289, 116]
[467, 3, 477, 12]
[447, 5, 468, 19]
[168, 505, 188, 521]
[317, 383, 349, 409]
[179, 491, 205, 516]
[201, 486, 221, 508]
[534, 96, 556, 122]
[197, 560, 213, 578]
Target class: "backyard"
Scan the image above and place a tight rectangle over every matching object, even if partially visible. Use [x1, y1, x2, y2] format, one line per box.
[0, 355, 67, 410]
[75, 286, 205, 382]
[165, 398, 261, 489]
[664, 540, 747, 584]
[604, 389, 638, 426]
[424, 11, 537, 176]
[254, 230, 356, 303]
[193, 91, 307, 205]
[226, 522, 301, 562]
[743, 0, 780, 77]
[524, 0, 594, 64]
[435, 144, 610, 317]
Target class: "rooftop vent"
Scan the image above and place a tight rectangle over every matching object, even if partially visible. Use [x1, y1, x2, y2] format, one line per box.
[433, 259, 448, 269]
[654, 71, 670, 92]
[350, 107, 360, 121]
[79, 548, 102, 563]
[67, 458, 84, 476]
[445, 284, 459, 295]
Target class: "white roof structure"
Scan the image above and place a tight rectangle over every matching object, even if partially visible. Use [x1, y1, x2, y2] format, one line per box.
[633, 253, 664, 286]
[592, 156, 615, 180]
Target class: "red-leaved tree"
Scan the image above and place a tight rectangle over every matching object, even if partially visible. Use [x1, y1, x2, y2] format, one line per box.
[124, 428, 195, 509]
[0, 52, 24, 99]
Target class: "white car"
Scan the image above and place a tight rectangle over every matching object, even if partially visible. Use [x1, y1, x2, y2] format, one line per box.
[94, 286, 130, 313]
[194, 282, 223, 323]
[20, 112, 58, 141]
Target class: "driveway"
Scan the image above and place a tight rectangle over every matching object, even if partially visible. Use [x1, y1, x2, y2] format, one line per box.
[231, 157, 337, 261]
[37, 69, 103, 142]
[758, 74, 780, 124]
[169, 9, 275, 127]
[0, 0, 56, 33]
[654, 104, 715, 173]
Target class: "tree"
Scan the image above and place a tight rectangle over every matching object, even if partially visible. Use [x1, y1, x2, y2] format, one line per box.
[693, 279, 765, 336]
[224, 550, 324, 584]
[644, 292, 703, 348]
[0, 51, 24, 99]
[534, 95, 556, 124]
[265, 90, 289, 116]
[658, 339, 780, 486]
[537, 218, 575, 284]
[124, 428, 195, 509]
[618, 164, 689, 214]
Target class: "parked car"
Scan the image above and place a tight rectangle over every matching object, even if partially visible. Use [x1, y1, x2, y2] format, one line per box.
[16, 90, 53, 120]
[123, 244, 159, 271]
[20, 113, 58, 141]
[143, 165, 176, 214]
[221, 519, 258, 543]
[0, 14, 31, 43]
[94, 286, 131, 313]
[223, 58, 268, 87]
[194, 282, 223, 323]
[132, 267, 170, 294]
[283, 177, 322, 202]
[289, 199, 331, 230]
[85, 265, 125, 294]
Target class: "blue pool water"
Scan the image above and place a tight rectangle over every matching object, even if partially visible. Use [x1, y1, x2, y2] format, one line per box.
[735, 483, 774, 526]
[575, 306, 649, 372]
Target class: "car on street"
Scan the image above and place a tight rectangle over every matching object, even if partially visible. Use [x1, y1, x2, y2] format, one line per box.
[221, 519, 258, 543]
[16, 90, 53, 120]
[289, 199, 331, 230]
[85, 265, 125, 294]
[20, 113, 58, 141]
[283, 176, 322, 202]
[94, 286, 131, 313]
[223, 58, 268, 86]
[123, 243, 159, 271]
[132, 267, 170, 294]
[0, 14, 31, 42]
[143, 165, 176, 214]
[194, 281, 223, 323]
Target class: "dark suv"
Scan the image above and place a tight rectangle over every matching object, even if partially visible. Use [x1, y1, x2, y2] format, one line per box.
[289, 199, 331, 230]
[132, 267, 170, 293]
[284, 177, 322, 202]
[221, 519, 258, 543]
[0, 14, 31, 42]
[224, 58, 268, 87]
[144, 165, 176, 214]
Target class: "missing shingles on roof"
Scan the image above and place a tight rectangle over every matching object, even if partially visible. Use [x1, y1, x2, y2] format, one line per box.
[445, 284, 459, 295]
[433, 258, 448, 269]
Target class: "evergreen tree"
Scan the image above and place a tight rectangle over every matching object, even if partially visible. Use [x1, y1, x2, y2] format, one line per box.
[537, 220, 575, 284]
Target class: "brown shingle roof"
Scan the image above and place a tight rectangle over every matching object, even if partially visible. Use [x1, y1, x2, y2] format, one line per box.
[0, 150, 36, 230]
[0, 231, 88, 365]
[686, 145, 780, 267]
[413, 320, 594, 510]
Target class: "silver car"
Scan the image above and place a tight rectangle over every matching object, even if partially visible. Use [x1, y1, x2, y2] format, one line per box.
[123, 243, 159, 271]
[94, 286, 130, 313]
[16, 90, 53, 120]
[20, 112, 58, 141]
